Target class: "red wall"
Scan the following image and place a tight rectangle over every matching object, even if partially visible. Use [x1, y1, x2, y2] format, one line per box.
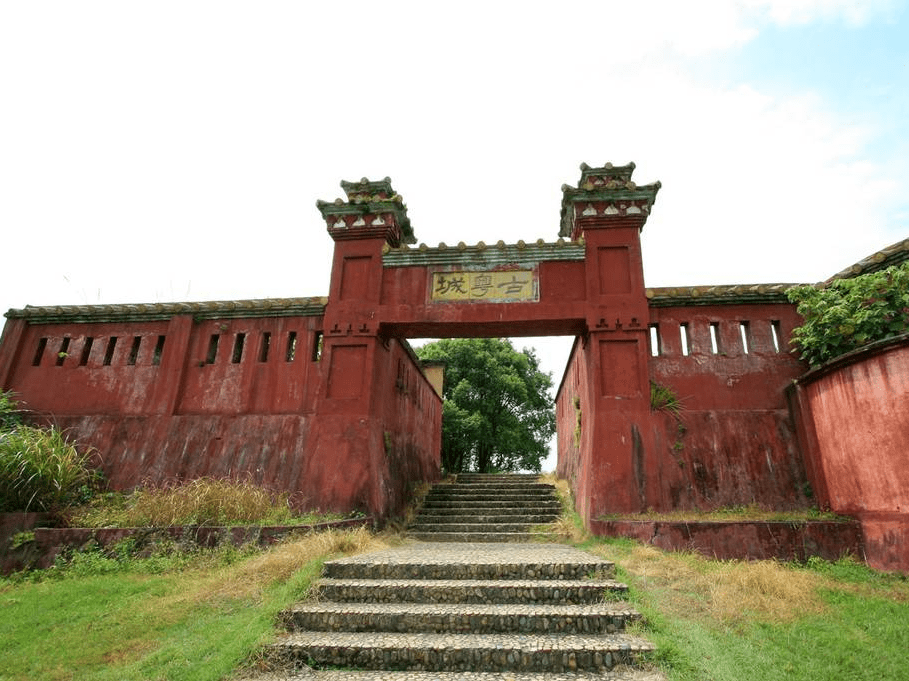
[647, 302, 811, 510]
[557, 300, 813, 516]
[0, 310, 441, 520]
[792, 337, 909, 572]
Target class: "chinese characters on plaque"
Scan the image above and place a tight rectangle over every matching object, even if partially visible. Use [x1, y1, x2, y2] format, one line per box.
[430, 269, 537, 303]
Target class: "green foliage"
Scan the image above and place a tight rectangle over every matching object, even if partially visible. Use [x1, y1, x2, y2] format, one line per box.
[416, 338, 556, 474]
[0, 424, 101, 512]
[650, 381, 683, 418]
[0, 390, 23, 430]
[787, 262, 909, 367]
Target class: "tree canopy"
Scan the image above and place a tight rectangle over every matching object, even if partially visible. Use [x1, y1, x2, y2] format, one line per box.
[787, 261, 909, 367]
[416, 338, 556, 474]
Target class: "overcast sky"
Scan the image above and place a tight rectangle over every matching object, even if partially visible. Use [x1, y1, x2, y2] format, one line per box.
[2, 2, 907, 469]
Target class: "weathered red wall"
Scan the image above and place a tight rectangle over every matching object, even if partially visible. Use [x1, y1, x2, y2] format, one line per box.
[647, 302, 811, 510]
[0, 309, 441, 520]
[557, 300, 813, 518]
[792, 336, 909, 571]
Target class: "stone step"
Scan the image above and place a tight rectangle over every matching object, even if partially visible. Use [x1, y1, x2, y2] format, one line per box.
[270, 631, 654, 673]
[412, 513, 559, 525]
[426, 488, 556, 497]
[436, 482, 556, 490]
[410, 522, 546, 533]
[316, 578, 627, 604]
[242, 671, 667, 681]
[416, 506, 562, 516]
[408, 531, 555, 543]
[421, 498, 562, 507]
[456, 474, 544, 481]
[286, 601, 640, 634]
[323, 543, 614, 581]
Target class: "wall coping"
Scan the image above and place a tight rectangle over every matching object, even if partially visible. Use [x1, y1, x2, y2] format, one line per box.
[382, 239, 585, 268]
[646, 283, 796, 307]
[4, 297, 329, 324]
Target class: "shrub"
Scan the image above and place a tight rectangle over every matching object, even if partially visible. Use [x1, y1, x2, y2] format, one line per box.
[0, 425, 100, 512]
[787, 262, 909, 367]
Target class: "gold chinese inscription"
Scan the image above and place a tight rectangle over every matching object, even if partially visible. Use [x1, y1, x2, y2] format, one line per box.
[430, 269, 537, 303]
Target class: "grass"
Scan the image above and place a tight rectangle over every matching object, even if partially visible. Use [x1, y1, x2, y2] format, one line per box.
[593, 540, 909, 680]
[598, 503, 849, 523]
[67, 478, 351, 528]
[0, 526, 392, 681]
[0, 424, 101, 513]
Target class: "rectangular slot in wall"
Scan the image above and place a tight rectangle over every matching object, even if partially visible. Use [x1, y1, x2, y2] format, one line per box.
[231, 333, 246, 364]
[33, 338, 48, 366]
[739, 322, 750, 354]
[206, 334, 220, 364]
[79, 337, 94, 366]
[259, 332, 271, 363]
[709, 323, 721, 354]
[770, 320, 781, 353]
[312, 331, 323, 361]
[103, 337, 118, 366]
[152, 336, 166, 366]
[285, 331, 297, 362]
[55, 337, 71, 366]
[127, 336, 142, 366]
[680, 323, 690, 356]
[648, 324, 660, 357]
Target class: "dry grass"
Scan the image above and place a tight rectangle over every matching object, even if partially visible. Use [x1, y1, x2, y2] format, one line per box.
[595, 543, 828, 625]
[205, 526, 399, 603]
[537, 473, 588, 543]
[71, 477, 308, 528]
[599, 503, 846, 523]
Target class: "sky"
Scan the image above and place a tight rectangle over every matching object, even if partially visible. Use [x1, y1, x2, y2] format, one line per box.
[2, 1, 908, 469]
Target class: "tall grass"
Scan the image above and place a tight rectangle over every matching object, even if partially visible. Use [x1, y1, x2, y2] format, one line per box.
[70, 477, 312, 528]
[0, 424, 100, 512]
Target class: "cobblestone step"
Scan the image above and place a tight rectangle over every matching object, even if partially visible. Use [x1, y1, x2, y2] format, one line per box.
[421, 499, 562, 509]
[432, 482, 557, 491]
[271, 631, 653, 672]
[316, 577, 627, 604]
[323, 543, 615, 581]
[243, 671, 665, 680]
[409, 522, 546, 533]
[416, 506, 561, 517]
[407, 531, 554, 543]
[286, 601, 639, 634]
[412, 514, 559, 525]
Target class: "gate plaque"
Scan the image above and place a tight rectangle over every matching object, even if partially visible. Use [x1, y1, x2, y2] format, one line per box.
[430, 268, 538, 303]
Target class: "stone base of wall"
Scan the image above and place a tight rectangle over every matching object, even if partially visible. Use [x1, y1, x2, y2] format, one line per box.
[858, 513, 909, 573]
[590, 518, 864, 563]
[0, 516, 371, 574]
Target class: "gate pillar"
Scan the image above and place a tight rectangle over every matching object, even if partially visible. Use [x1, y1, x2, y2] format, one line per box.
[302, 179, 417, 517]
[560, 163, 662, 521]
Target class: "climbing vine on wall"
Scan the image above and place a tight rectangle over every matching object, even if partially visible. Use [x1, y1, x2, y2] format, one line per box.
[787, 262, 909, 368]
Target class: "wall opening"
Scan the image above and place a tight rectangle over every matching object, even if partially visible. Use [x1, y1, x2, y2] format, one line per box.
[285, 331, 297, 362]
[739, 321, 750, 354]
[231, 333, 246, 364]
[680, 323, 690, 356]
[79, 337, 94, 366]
[709, 323, 721, 354]
[127, 336, 142, 366]
[770, 320, 782, 353]
[648, 325, 660, 357]
[55, 337, 71, 366]
[152, 335, 166, 365]
[32, 338, 47, 366]
[259, 332, 271, 362]
[206, 334, 220, 364]
[103, 337, 118, 366]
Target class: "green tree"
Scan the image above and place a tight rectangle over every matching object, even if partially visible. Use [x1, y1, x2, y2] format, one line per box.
[416, 338, 556, 474]
[787, 262, 909, 367]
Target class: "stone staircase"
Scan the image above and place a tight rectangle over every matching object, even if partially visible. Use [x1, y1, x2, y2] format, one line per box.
[409, 473, 562, 542]
[258, 542, 657, 678]
[243, 474, 661, 679]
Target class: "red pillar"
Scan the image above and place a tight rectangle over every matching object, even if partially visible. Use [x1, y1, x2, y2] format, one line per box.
[560, 163, 662, 521]
[300, 178, 416, 518]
